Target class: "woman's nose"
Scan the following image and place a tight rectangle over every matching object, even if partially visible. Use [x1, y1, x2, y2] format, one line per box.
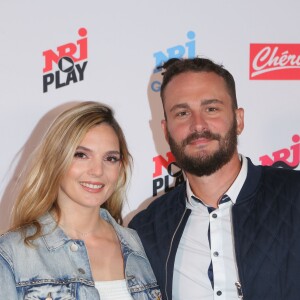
[87, 160, 103, 177]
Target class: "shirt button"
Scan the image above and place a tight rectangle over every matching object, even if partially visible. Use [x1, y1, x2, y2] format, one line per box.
[217, 290, 222, 296]
[212, 213, 217, 218]
[78, 268, 85, 274]
[213, 251, 219, 257]
[70, 243, 79, 252]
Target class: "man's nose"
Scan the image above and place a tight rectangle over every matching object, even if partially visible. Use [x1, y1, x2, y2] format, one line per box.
[190, 112, 208, 132]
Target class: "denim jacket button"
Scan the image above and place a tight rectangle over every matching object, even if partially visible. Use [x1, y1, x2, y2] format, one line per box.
[70, 242, 79, 252]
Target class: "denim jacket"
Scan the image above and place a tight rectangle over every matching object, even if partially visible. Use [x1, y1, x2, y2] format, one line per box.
[0, 209, 161, 299]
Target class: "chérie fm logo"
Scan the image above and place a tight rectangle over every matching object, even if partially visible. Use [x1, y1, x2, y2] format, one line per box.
[42, 28, 88, 93]
[249, 43, 300, 80]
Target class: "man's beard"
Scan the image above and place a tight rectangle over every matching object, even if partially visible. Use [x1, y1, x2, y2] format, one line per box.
[167, 119, 238, 177]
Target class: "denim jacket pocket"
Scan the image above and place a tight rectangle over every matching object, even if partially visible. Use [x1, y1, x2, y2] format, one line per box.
[23, 282, 76, 300]
[126, 254, 162, 300]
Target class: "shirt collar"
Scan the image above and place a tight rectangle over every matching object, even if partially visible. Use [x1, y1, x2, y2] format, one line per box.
[186, 154, 248, 208]
[226, 154, 248, 204]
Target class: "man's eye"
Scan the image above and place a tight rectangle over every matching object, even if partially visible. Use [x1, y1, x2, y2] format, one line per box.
[176, 111, 188, 117]
[74, 152, 87, 159]
[207, 107, 218, 112]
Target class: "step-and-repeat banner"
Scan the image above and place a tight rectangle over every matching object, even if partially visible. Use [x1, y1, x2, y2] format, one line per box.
[0, 0, 299, 230]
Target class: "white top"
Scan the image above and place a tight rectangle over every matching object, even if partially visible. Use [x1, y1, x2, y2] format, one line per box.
[172, 155, 248, 300]
[95, 279, 133, 300]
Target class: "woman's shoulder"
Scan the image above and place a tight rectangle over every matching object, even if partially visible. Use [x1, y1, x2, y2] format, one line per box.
[0, 220, 43, 253]
[0, 229, 26, 262]
[0, 228, 23, 245]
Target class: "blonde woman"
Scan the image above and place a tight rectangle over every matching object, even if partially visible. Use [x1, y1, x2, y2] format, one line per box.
[0, 101, 161, 300]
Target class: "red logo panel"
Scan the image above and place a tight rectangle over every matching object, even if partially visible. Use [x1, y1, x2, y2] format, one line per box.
[250, 44, 300, 80]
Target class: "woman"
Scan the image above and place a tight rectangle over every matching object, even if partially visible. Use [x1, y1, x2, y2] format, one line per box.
[0, 101, 161, 299]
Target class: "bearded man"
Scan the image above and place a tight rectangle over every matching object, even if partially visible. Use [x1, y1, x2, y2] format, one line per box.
[129, 57, 300, 300]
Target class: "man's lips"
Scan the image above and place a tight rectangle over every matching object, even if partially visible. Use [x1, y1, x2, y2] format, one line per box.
[188, 137, 212, 146]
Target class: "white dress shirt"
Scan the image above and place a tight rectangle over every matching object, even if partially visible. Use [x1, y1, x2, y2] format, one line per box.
[172, 155, 248, 300]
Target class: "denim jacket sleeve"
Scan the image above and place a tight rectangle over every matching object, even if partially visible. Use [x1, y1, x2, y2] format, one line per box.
[0, 252, 18, 299]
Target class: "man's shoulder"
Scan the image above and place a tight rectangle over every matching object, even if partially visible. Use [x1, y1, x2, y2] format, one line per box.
[244, 157, 300, 192]
[246, 156, 300, 184]
[261, 164, 300, 182]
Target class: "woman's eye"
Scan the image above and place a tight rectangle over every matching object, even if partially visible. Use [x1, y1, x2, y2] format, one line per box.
[74, 152, 87, 159]
[105, 155, 121, 163]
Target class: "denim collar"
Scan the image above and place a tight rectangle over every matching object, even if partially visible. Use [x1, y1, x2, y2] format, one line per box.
[40, 209, 143, 254]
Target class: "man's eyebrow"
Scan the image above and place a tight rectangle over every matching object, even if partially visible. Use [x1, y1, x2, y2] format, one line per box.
[201, 99, 224, 105]
[169, 99, 224, 112]
[169, 103, 190, 113]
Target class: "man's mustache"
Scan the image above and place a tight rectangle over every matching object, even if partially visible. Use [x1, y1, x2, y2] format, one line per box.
[182, 131, 221, 147]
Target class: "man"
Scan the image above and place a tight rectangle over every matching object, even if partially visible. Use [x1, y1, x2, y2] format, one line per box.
[129, 57, 300, 300]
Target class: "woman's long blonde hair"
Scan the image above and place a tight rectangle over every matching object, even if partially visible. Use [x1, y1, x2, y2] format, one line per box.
[10, 101, 132, 244]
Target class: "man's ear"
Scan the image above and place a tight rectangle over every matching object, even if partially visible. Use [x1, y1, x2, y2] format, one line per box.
[235, 108, 244, 135]
[161, 119, 169, 143]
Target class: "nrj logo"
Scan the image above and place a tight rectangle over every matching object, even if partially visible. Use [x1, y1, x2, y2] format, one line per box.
[250, 43, 300, 80]
[151, 31, 196, 92]
[42, 28, 88, 93]
[259, 134, 300, 169]
[152, 151, 184, 196]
